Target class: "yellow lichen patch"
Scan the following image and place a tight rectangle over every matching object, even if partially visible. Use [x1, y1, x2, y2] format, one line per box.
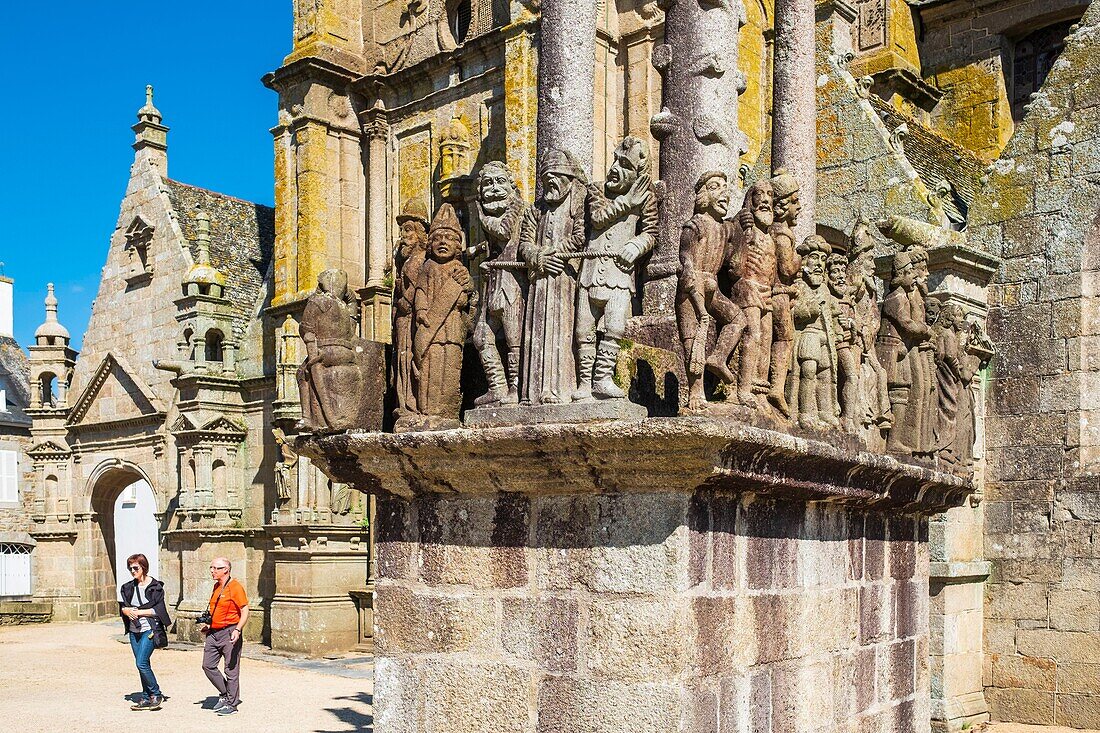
[272, 130, 296, 306]
[398, 130, 433, 221]
[930, 63, 1013, 161]
[295, 122, 330, 299]
[503, 26, 539, 200]
[739, 0, 772, 169]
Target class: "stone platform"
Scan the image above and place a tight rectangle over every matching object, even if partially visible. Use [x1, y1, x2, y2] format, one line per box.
[300, 417, 971, 733]
[463, 398, 646, 427]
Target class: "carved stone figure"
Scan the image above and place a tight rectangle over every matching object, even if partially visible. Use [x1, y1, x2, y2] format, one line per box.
[878, 250, 934, 454]
[766, 169, 804, 417]
[297, 269, 380, 432]
[410, 204, 474, 427]
[847, 220, 892, 435]
[518, 150, 587, 405]
[472, 162, 529, 407]
[788, 236, 841, 430]
[932, 304, 993, 468]
[827, 250, 859, 426]
[909, 245, 939, 452]
[392, 200, 430, 420]
[574, 136, 658, 401]
[272, 428, 298, 502]
[676, 171, 747, 411]
[727, 181, 778, 408]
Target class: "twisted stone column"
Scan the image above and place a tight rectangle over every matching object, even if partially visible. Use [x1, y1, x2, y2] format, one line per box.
[537, 0, 597, 177]
[648, 0, 746, 316]
[771, 0, 817, 245]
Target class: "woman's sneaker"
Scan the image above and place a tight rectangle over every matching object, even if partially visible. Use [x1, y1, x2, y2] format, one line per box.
[216, 706, 238, 716]
[130, 697, 149, 711]
[213, 696, 230, 712]
[145, 695, 163, 711]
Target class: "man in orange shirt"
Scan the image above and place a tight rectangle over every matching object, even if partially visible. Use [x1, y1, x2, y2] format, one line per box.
[198, 557, 249, 716]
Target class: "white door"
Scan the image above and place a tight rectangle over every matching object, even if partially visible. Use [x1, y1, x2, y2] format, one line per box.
[0, 544, 32, 597]
[113, 479, 160, 598]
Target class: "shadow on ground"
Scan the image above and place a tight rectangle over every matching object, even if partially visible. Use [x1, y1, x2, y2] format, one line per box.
[315, 692, 373, 733]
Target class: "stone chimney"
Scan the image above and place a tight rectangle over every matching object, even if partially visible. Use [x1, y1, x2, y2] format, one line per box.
[133, 84, 169, 177]
[0, 275, 12, 338]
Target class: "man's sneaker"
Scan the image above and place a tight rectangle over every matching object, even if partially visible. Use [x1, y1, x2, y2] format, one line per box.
[213, 697, 230, 712]
[130, 697, 150, 711]
[216, 705, 238, 716]
[145, 695, 163, 711]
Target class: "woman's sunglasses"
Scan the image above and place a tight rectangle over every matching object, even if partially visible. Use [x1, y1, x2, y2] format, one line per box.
[128, 566, 142, 572]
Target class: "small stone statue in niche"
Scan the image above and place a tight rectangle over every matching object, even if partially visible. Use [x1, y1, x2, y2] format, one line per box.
[847, 219, 892, 437]
[727, 180, 779, 408]
[788, 235, 842, 430]
[574, 136, 658, 401]
[297, 269, 383, 432]
[676, 170, 746, 411]
[518, 150, 588, 406]
[392, 200, 430, 422]
[878, 250, 934, 454]
[766, 169, 804, 417]
[472, 162, 528, 407]
[826, 249, 859, 427]
[408, 204, 474, 429]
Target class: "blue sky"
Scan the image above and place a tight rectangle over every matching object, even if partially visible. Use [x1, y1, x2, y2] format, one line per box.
[1, 3, 287, 350]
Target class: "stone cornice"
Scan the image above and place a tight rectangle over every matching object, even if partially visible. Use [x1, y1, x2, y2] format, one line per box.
[299, 418, 972, 516]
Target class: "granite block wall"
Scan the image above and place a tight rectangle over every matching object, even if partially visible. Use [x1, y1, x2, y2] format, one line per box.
[371, 490, 932, 733]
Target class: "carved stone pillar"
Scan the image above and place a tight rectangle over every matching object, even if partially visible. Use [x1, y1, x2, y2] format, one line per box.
[360, 102, 392, 343]
[771, 0, 817, 245]
[537, 0, 597, 176]
[649, 0, 745, 318]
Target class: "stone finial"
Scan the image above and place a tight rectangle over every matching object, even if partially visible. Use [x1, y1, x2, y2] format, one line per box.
[133, 84, 169, 174]
[137, 85, 162, 124]
[184, 210, 226, 293]
[35, 283, 71, 345]
[440, 114, 471, 179]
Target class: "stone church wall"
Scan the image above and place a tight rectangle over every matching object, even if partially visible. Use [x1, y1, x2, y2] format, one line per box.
[972, 3, 1100, 726]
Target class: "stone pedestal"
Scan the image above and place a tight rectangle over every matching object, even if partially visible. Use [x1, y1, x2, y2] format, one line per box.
[267, 524, 370, 656]
[302, 418, 970, 732]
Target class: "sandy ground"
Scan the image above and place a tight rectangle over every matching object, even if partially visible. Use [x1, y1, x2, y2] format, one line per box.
[0, 621, 373, 733]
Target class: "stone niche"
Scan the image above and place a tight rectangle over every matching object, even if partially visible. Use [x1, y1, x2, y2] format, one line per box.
[301, 417, 969, 733]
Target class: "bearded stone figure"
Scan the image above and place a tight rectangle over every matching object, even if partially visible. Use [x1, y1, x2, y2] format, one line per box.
[909, 245, 939, 452]
[297, 269, 381, 432]
[574, 136, 658, 401]
[788, 235, 842, 430]
[847, 220, 892, 437]
[878, 250, 934, 454]
[676, 170, 747, 411]
[409, 204, 474, 428]
[472, 162, 528, 407]
[827, 250, 859, 426]
[392, 200, 430, 421]
[766, 169, 804, 417]
[518, 150, 588, 406]
[727, 181, 778, 407]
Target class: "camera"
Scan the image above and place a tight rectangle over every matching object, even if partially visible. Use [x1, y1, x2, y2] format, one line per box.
[196, 610, 213, 626]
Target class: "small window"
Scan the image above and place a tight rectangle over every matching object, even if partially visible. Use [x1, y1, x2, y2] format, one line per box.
[0, 450, 18, 503]
[0, 543, 32, 597]
[450, 0, 471, 44]
[205, 330, 224, 362]
[0, 388, 6, 412]
[1012, 19, 1077, 122]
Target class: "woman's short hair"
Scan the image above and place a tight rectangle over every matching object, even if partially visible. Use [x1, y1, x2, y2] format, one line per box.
[126, 553, 150, 575]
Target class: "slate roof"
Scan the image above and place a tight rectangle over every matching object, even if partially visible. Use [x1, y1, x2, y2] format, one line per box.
[0, 336, 31, 429]
[869, 97, 984, 225]
[165, 180, 275, 340]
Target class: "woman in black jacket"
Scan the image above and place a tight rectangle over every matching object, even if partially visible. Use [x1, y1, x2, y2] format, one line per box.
[119, 553, 172, 711]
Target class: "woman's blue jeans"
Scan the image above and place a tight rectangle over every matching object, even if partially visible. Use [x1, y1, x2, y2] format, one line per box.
[129, 630, 162, 698]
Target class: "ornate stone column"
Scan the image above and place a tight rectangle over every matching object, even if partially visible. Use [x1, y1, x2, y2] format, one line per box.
[771, 0, 817, 245]
[360, 101, 392, 343]
[648, 0, 745, 319]
[537, 0, 597, 176]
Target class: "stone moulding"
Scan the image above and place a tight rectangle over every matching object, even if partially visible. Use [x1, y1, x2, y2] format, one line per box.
[299, 417, 971, 515]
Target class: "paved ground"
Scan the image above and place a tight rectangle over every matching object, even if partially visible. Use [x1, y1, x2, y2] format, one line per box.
[0, 621, 373, 733]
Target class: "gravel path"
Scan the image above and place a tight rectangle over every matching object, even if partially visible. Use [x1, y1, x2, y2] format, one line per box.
[0, 621, 373, 733]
